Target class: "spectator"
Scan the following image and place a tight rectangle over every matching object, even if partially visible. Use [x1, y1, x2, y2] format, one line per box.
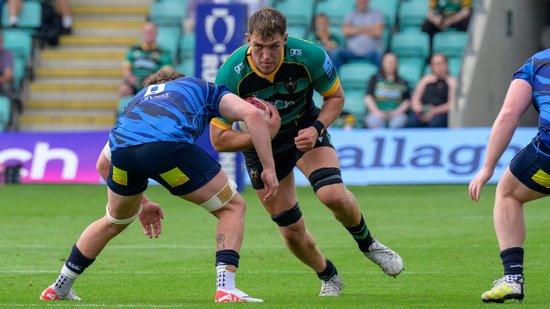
[8, 0, 73, 34]
[407, 53, 456, 128]
[331, 0, 385, 69]
[0, 31, 19, 114]
[312, 13, 342, 61]
[183, 0, 269, 34]
[118, 21, 173, 97]
[422, 0, 471, 45]
[364, 52, 410, 129]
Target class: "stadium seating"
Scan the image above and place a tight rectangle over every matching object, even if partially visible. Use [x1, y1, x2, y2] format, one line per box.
[398, 57, 424, 88]
[287, 25, 308, 39]
[315, 0, 355, 28]
[149, 0, 187, 27]
[157, 26, 182, 63]
[12, 56, 25, 91]
[176, 60, 195, 78]
[1, 0, 42, 30]
[371, 0, 399, 30]
[432, 31, 469, 58]
[179, 33, 195, 64]
[3, 29, 33, 63]
[274, 0, 315, 28]
[339, 62, 378, 90]
[390, 31, 430, 62]
[117, 96, 133, 114]
[0, 95, 11, 131]
[342, 88, 366, 123]
[398, 0, 429, 32]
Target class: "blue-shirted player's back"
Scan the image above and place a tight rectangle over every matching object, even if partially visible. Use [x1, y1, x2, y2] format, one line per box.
[110, 77, 229, 151]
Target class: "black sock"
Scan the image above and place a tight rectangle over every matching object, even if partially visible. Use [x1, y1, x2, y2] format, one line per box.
[317, 259, 338, 281]
[65, 244, 95, 274]
[501, 247, 524, 276]
[346, 215, 374, 252]
[215, 249, 240, 268]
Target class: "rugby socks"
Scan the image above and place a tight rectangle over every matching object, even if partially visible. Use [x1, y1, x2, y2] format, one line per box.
[317, 259, 338, 281]
[215, 250, 240, 290]
[501, 247, 524, 282]
[53, 244, 95, 296]
[345, 215, 374, 252]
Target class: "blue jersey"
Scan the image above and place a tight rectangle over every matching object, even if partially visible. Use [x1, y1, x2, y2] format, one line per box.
[110, 77, 230, 151]
[513, 49, 550, 145]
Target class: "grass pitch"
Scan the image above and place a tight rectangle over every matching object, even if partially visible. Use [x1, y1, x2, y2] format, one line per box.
[0, 184, 548, 308]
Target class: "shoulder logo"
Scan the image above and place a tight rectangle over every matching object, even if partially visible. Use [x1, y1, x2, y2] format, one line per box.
[234, 63, 244, 74]
[290, 49, 303, 56]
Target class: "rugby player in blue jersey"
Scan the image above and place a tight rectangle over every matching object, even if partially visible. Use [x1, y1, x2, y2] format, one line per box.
[39, 70, 279, 303]
[469, 49, 550, 303]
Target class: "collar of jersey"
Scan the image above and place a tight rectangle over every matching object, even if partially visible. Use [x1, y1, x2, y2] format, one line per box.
[246, 46, 284, 83]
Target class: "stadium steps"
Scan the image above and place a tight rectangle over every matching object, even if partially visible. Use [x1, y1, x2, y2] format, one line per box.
[18, 0, 152, 132]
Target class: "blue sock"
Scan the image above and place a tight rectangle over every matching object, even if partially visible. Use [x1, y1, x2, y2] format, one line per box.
[500, 247, 524, 276]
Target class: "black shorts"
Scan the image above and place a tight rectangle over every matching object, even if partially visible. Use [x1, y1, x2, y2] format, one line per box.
[108, 142, 221, 196]
[509, 141, 550, 195]
[244, 130, 335, 190]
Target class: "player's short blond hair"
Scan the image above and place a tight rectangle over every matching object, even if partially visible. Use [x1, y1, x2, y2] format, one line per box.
[248, 7, 286, 40]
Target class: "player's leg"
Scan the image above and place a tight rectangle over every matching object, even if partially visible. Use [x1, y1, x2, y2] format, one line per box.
[254, 171, 343, 295]
[157, 143, 259, 302]
[481, 143, 548, 303]
[297, 146, 403, 277]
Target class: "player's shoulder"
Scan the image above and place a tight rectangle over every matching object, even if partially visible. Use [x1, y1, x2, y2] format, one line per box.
[285, 37, 327, 64]
[219, 44, 249, 73]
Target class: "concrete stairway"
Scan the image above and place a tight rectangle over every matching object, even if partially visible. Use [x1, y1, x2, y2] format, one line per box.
[19, 0, 153, 131]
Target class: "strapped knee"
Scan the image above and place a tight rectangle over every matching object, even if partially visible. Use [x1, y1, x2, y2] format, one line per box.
[271, 203, 302, 226]
[200, 180, 237, 212]
[106, 203, 142, 225]
[309, 167, 343, 193]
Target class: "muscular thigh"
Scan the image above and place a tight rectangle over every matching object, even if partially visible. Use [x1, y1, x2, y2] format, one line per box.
[256, 172, 298, 216]
[297, 146, 340, 178]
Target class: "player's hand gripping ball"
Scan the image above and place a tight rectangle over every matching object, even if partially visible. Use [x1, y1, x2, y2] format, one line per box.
[237, 96, 271, 132]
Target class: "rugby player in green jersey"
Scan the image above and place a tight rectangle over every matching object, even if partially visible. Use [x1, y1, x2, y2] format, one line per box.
[210, 7, 403, 296]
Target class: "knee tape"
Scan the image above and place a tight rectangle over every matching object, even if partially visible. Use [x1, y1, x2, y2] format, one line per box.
[102, 141, 111, 161]
[200, 180, 237, 212]
[106, 203, 142, 225]
[271, 203, 302, 226]
[309, 167, 343, 193]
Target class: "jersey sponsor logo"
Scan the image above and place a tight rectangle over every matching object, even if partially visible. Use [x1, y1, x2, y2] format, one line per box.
[272, 99, 296, 109]
[322, 53, 337, 81]
[234, 62, 244, 74]
[289, 48, 303, 56]
[284, 78, 297, 94]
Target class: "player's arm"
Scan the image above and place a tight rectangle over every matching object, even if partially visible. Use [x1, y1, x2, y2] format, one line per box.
[218, 93, 279, 200]
[96, 143, 164, 238]
[210, 103, 280, 151]
[468, 79, 532, 201]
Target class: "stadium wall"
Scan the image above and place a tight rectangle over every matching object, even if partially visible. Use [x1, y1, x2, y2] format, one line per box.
[453, 0, 548, 127]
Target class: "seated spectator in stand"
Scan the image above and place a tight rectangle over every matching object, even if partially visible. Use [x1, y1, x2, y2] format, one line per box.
[407, 53, 456, 128]
[422, 0, 471, 43]
[312, 13, 342, 61]
[8, 0, 73, 33]
[364, 52, 410, 129]
[119, 21, 173, 97]
[183, 0, 268, 34]
[0, 31, 19, 113]
[331, 0, 385, 69]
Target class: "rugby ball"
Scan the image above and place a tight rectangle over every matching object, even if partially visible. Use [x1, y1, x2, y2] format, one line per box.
[237, 97, 271, 132]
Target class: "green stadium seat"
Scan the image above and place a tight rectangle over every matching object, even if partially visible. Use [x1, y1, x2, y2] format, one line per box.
[157, 26, 181, 63]
[432, 31, 468, 58]
[287, 25, 308, 39]
[423, 56, 462, 76]
[343, 88, 366, 122]
[149, 0, 187, 27]
[3, 29, 33, 63]
[315, 0, 355, 28]
[398, 57, 425, 88]
[12, 55, 26, 91]
[371, 0, 399, 29]
[275, 0, 315, 28]
[179, 33, 195, 63]
[391, 31, 430, 62]
[339, 62, 378, 91]
[0, 95, 11, 131]
[1, 0, 42, 29]
[176, 60, 195, 78]
[398, 0, 429, 32]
